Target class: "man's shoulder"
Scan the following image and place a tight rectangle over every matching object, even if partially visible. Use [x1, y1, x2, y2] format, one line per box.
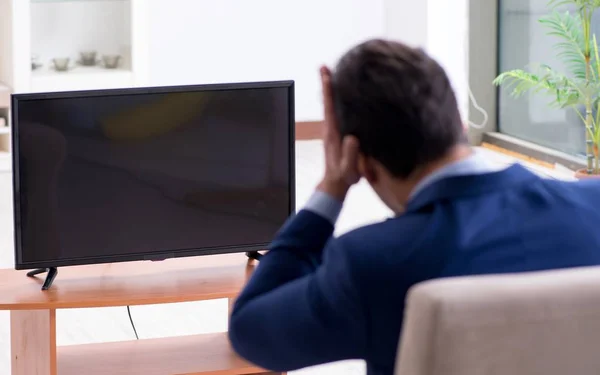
[528, 176, 600, 203]
[323, 213, 446, 311]
[559, 176, 600, 191]
[533, 173, 600, 189]
[340, 213, 428, 240]
[331, 213, 433, 267]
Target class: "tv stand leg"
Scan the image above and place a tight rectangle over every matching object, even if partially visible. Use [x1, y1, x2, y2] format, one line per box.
[26, 267, 58, 291]
[245, 251, 263, 261]
[11, 309, 57, 374]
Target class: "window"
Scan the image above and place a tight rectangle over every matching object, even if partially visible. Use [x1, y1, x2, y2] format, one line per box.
[497, 0, 600, 156]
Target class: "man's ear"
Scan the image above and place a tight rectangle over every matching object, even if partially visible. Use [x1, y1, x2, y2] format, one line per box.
[358, 155, 378, 184]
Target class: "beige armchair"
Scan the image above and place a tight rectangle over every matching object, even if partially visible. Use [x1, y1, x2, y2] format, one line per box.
[395, 266, 600, 375]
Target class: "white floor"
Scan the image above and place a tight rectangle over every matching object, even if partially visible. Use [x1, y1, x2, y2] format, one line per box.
[0, 140, 575, 374]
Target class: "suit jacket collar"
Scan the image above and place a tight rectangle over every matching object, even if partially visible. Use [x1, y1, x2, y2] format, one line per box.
[405, 164, 540, 212]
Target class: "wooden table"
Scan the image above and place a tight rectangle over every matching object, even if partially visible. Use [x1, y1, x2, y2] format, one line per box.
[0, 254, 282, 375]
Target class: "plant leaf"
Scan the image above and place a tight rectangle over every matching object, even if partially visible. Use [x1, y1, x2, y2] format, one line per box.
[494, 66, 584, 108]
[539, 11, 588, 79]
[548, 0, 600, 11]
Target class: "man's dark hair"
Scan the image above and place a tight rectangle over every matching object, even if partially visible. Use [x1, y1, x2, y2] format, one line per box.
[331, 39, 466, 179]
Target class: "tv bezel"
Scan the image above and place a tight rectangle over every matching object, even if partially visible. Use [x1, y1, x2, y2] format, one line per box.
[11, 80, 296, 270]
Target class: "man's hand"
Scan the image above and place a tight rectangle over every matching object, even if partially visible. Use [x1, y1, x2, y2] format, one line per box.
[318, 66, 361, 201]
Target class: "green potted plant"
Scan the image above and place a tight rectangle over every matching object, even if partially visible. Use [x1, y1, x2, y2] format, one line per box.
[494, 0, 600, 178]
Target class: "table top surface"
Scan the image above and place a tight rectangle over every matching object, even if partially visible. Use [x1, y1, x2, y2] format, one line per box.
[0, 254, 256, 310]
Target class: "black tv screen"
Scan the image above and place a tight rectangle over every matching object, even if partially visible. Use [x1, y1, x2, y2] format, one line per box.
[12, 81, 295, 270]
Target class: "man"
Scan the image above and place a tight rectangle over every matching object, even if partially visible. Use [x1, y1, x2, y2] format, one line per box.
[228, 39, 600, 375]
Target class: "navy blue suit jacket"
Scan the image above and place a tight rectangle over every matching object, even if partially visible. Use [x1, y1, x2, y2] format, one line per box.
[229, 165, 600, 375]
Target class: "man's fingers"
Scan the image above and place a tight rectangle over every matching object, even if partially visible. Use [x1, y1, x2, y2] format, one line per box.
[320, 66, 334, 120]
[342, 135, 359, 154]
[340, 135, 361, 183]
[320, 66, 339, 140]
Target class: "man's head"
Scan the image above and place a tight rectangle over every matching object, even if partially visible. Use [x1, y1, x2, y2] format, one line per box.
[330, 39, 468, 211]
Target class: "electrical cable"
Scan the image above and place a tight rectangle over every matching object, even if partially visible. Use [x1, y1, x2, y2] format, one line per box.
[463, 12, 490, 131]
[467, 85, 489, 130]
[127, 305, 140, 340]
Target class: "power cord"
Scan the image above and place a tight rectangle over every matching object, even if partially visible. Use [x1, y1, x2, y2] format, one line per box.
[123, 252, 259, 343]
[126, 306, 140, 340]
[467, 85, 489, 130]
[462, 14, 490, 131]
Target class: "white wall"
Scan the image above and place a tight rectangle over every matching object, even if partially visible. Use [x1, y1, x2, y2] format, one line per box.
[384, 0, 428, 48]
[147, 0, 385, 122]
[425, 0, 470, 124]
[385, 0, 471, 125]
[146, 0, 472, 123]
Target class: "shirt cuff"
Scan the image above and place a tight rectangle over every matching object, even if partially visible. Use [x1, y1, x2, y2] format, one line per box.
[303, 190, 343, 224]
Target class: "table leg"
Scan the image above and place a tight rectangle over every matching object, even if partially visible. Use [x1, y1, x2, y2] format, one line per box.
[11, 309, 57, 375]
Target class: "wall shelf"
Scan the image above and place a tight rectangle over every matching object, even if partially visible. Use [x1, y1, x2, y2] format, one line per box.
[0, 0, 149, 94]
[31, 68, 134, 92]
[29, 0, 134, 92]
[32, 0, 127, 3]
[0, 0, 149, 163]
[32, 66, 130, 76]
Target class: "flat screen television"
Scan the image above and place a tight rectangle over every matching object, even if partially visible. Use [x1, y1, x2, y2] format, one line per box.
[11, 81, 295, 289]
